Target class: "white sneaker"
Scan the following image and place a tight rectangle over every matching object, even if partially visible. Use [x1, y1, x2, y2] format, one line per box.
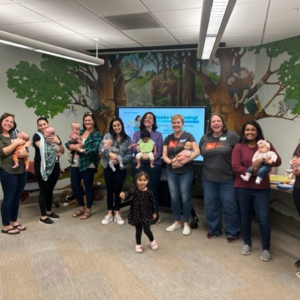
[114, 214, 125, 225]
[135, 245, 143, 253]
[182, 226, 191, 236]
[101, 214, 113, 225]
[166, 223, 182, 232]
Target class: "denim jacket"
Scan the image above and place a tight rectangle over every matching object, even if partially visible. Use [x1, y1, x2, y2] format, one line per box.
[99, 133, 132, 170]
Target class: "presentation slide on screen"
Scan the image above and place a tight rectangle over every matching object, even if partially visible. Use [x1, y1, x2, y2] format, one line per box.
[118, 107, 205, 162]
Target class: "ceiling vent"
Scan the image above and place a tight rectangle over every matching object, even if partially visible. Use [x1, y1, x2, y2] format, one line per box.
[104, 13, 161, 30]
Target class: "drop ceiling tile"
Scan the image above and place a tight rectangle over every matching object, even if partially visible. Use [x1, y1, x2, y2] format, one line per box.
[122, 28, 173, 40]
[20, 0, 95, 21]
[0, 24, 42, 39]
[168, 26, 199, 39]
[140, 39, 179, 47]
[100, 41, 141, 48]
[20, 22, 77, 36]
[85, 31, 134, 43]
[225, 20, 265, 35]
[76, 0, 147, 17]
[57, 16, 114, 34]
[266, 18, 300, 32]
[0, 0, 14, 4]
[141, 0, 202, 11]
[0, 4, 49, 23]
[154, 9, 201, 27]
[221, 34, 263, 47]
[177, 38, 198, 45]
[262, 32, 300, 44]
[269, 0, 300, 19]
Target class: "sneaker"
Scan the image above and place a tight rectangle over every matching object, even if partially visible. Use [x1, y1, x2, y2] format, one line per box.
[294, 259, 300, 269]
[166, 223, 182, 232]
[241, 244, 252, 255]
[47, 212, 60, 220]
[261, 250, 271, 262]
[135, 244, 143, 253]
[114, 214, 125, 225]
[39, 217, 54, 225]
[227, 236, 239, 243]
[296, 270, 300, 278]
[101, 214, 113, 225]
[183, 226, 191, 236]
[150, 216, 161, 226]
[207, 232, 217, 239]
[150, 240, 158, 250]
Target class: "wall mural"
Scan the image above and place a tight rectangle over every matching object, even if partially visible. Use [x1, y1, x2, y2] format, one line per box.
[5, 35, 300, 210]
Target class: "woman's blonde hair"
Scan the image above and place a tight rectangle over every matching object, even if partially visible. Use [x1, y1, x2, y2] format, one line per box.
[171, 114, 184, 124]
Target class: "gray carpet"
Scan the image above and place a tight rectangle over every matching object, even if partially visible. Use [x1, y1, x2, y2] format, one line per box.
[0, 197, 300, 300]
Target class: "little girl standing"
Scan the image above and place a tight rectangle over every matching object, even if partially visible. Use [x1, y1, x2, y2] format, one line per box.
[120, 171, 158, 253]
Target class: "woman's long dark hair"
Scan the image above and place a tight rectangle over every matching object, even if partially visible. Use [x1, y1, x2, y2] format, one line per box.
[109, 117, 130, 142]
[206, 113, 227, 135]
[139, 112, 158, 131]
[0, 113, 17, 134]
[239, 120, 265, 144]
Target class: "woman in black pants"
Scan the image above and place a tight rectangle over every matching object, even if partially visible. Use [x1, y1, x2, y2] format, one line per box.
[289, 143, 300, 277]
[33, 117, 64, 225]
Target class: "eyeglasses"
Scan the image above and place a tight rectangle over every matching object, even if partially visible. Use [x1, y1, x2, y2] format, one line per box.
[84, 112, 93, 116]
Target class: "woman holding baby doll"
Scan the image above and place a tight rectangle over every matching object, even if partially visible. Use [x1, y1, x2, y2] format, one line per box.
[66, 112, 102, 220]
[99, 117, 131, 225]
[33, 117, 64, 225]
[232, 120, 281, 262]
[163, 114, 200, 236]
[0, 112, 31, 234]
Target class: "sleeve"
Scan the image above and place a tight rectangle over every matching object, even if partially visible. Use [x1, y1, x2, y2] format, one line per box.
[268, 151, 278, 162]
[131, 131, 140, 154]
[269, 144, 281, 167]
[122, 137, 132, 165]
[0, 137, 5, 157]
[232, 144, 248, 175]
[149, 190, 156, 214]
[32, 133, 41, 144]
[154, 132, 163, 158]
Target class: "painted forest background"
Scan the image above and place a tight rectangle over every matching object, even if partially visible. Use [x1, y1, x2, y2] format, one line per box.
[1, 35, 300, 219]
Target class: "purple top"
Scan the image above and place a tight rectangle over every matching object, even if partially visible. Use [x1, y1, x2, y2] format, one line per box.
[131, 130, 163, 165]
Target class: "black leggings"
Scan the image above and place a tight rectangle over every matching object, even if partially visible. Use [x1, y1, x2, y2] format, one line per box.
[293, 187, 300, 216]
[34, 162, 60, 216]
[135, 225, 154, 245]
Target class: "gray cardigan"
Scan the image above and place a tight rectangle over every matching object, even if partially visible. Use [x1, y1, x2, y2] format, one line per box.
[99, 133, 132, 170]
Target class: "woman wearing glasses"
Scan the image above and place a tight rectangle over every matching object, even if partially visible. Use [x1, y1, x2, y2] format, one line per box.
[0, 113, 31, 234]
[66, 112, 102, 220]
[99, 117, 131, 225]
[33, 117, 64, 225]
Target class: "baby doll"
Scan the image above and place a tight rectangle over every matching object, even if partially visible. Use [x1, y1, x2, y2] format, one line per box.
[101, 139, 124, 172]
[128, 129, 156, 169]
[172, 141, 192, 163]
[12, 131, 30, 170]
[241, 139, 278, 184]
[44, 126, 61, 153]
[67, 122, 83, 165]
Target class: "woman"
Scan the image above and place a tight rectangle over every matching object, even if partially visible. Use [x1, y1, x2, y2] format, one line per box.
[163, 114, 200, 236]
[66, 112, 102, 220]
[199, 113, 240, 242]
[33, 117, 64, 225]
[285, 142, 300, 276]
[99, 117, 131, 225]
[131, 112, 163, 225]
[232, 120, 281, 262]
[0, 113, 30, 234]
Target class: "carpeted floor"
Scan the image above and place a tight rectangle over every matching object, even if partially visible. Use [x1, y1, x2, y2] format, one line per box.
[0, 196, 300, 300]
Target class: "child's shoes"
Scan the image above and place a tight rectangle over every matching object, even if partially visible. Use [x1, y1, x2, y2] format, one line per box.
[135, 244, 143, 253]
[150, 240, 158, 250]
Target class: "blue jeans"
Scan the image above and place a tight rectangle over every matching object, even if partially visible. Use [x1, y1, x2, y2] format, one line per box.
[247, 164, 271, 179]
[0, 168, 27, 226]
[132, 162, 162, 216]
[71, 167, 96, 208]
[236, 188, 271, 250]
[201, 178, 240, 237]
[166, 169, 193, 223]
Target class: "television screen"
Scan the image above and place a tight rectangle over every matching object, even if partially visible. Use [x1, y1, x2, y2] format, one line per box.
[117, 106, 206, 163]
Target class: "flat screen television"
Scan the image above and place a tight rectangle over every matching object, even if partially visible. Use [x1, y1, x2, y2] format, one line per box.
[117, 106, 206, 163]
